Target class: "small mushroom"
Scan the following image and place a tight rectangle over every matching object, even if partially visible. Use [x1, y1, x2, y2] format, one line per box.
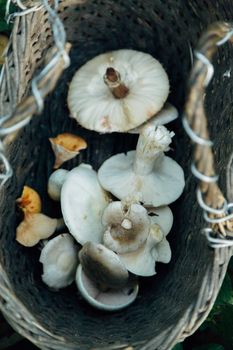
[48, 169, 69, 201]
[76, 265, 139, 311]
[128, 103, 178, 134]
[61, 164, 111, 245]
[16, 213, 57, 247]
[79, 242, 129, 289]
[0, 35, 8, 65]
[67, 49, 169, 133]
[147, 206, 173, 235]
[98, 125, 185, 206]
[102, 201, 150, 253]
[119, 223, 171, 276]
[49, 133, 87, 169]
[16, 186, 42, 214]
[40, 234, 79, 289]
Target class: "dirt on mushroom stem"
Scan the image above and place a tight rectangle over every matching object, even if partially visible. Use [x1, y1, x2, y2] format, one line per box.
[104, 67, 129, 99]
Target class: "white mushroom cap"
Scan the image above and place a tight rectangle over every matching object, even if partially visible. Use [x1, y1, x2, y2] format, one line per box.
[147, 206, 173, 235]
[98, 151, 184, 206]
[16, 213, 58, 247]
[128, 103, 178, 134]
[98, 125, 185, 206]
[67, 49, 169, 133]
[40, 234, 78, 289]
[102, 201, 150, 253]
[119, 224, 171, 276]
[76, 265, 139, 311]
[61, 164, 111, 245]
[48, 169, 69, 201]
[79, 242, 129, 289]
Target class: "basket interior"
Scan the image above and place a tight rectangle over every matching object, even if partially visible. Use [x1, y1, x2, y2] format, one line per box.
[1, 1, 233, 348]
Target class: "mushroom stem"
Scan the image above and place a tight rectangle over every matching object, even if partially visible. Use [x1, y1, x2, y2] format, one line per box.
[133, 125, 174, 175]
[104, 67, 129, 99]
[121, 218, 132, 230]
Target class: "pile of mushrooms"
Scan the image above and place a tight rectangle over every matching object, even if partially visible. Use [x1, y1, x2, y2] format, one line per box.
[15, 49, 185, 312]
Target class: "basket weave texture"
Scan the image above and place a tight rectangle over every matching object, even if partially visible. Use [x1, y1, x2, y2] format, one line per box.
[0, 1, 233, 350]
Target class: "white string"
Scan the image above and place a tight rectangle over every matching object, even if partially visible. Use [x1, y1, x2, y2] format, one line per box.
[195, 51, 214, 86]
[203, 228, 233, 248]
[191, 163, 219, 183]
[6, 0, 43, 23]
[216, 29, 233, 46]
[197, 188, 228, 215]
[183, 28, 233, 249]
[182, 117, 213, 146]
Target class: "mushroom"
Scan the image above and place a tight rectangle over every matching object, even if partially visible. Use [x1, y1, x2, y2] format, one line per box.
[67, 49, 169, 133]
[16, 186, 42, 214]
[48, 169, 69, 201]
[40, 234, 79, 289]
[76, 264, 139, 311]
[61, 164, 111, 245]
[147, 205, 173, 235]
[102, 200, 150, 253]
[98, 125, 185, 206]
[128, 103, 178, 134]
[49, 133, 87, 169]
[79, 242, 129, 289]
[118, 206, 173, 276]
[16, 213, 58, 247]
[119, 223, 171, 276]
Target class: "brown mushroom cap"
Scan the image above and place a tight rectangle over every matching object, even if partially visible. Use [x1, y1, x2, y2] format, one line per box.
[16, 186, 41, 214]
[49, 133, 87, 169]
[79, 242, 129, 289]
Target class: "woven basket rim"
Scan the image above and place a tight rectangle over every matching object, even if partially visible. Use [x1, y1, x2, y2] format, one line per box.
[0, 2, 233, 350]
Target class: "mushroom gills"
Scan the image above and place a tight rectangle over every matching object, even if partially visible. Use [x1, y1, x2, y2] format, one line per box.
[102, 201, 151, 253]
[76, 265, 139, 311]
[67, 49, 169, 132]
[119, 224, 172, 276]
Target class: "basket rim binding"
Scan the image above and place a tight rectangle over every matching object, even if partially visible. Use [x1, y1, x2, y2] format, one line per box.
[0, 2, 232, 350]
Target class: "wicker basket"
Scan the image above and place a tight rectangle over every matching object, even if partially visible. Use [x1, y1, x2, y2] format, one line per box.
[0, 312, 22, 349]
[0, 1, 233, 349]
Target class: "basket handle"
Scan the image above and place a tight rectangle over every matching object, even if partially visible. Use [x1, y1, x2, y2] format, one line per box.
[183, 21, 233, 248]
[0, 0, 71, 187]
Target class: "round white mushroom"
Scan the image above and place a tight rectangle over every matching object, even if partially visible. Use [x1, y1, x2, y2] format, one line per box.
[61, 164, 111, 245]
[67, 49, 169, 133]
[98, 125, 185, 206]
[48, 169, 69, 201]
[102, 201, 150, 253]
[128, 103, 178, 134]
[76, 265, 139, 311]
[40, 234, 78, 289]
[119, 223, 171, 277]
